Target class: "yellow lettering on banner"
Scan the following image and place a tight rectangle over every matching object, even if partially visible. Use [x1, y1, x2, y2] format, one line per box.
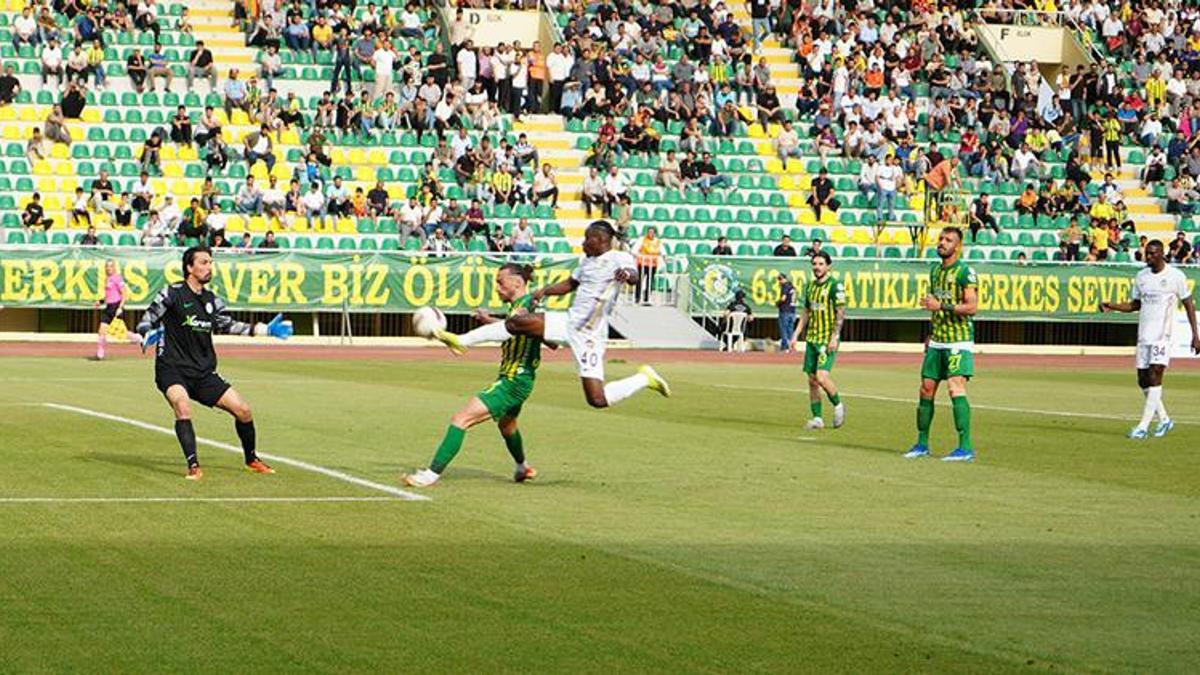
[322, 264, 349, 304]
[2, 260, 30, 301]
[915, 276, 930, 303]
[461, 263, 489, 307]
[881, 272, 902, 309]
[30, 260, 62, 302]
[61, 260, 95, 302]
[275, 262, 307, 304]
[364, 264, 389, 305]
[405, 265, 434, 306]
[247, 263, 275, 304]
[1045, 276, 1060, 310]
[124, 261, 150, 301]
[540, 269, 573, 310]
[435, 265, 460, 307]
[163, 264, 184, 286]
[215, 261, 249, 303]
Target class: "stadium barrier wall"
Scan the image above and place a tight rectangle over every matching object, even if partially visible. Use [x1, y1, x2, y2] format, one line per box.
[0, 247, 1194, 329]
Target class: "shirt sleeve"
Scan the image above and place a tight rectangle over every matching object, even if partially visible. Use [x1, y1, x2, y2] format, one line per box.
[960, 265, 978, 289]
[136, 286, 173, 334]
[833, 279, 847, 307]
[1177, 272, 1192, 302]
[211, 295, 255, 336]
[1130, 275, 1141, 302]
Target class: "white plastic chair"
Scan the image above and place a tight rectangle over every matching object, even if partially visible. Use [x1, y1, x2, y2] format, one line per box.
[723, 312, 748, 353]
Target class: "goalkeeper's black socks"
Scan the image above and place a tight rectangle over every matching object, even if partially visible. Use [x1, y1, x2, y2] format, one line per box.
[175, 419, 198, 468]
[235, 420, 257, 463]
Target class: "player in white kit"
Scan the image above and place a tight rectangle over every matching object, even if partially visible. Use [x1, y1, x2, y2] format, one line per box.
[1100, 239, 1200, 439]
[437, 220, 670, 407]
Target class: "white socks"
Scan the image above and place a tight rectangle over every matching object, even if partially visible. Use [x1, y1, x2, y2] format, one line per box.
[1138, 386, 1165, 430]
[603, 373, 650, 406]
[458, 321, 512, 346]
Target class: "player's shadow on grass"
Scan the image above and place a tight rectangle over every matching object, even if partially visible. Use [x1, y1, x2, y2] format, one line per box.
[81, 451, 184, 477]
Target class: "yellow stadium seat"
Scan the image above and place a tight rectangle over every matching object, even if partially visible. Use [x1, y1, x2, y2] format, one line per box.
[225, 215, 245, 233]
[852, 228, 872, 245]
[231, 110, 250, 126]
[163, 164, 183, 178]
[280, 129, 300, 145]
[798, 175, 813, 190]
[178, 145, 199, 161]
[161, 146, 178, 161]
[150, 178, 167, 193]
[270, 164, 291, 181]
[779, 175, 795, 191]
[50, 144, 68, 159]
[746, 124, 766, 139]
[2, 125, 19, 140]
[831, 227, 850, 244]
[348, 149, 366, 165]
[248, 216, 267, 232]
[820, 210, 838, 226]
[291, 217, 310, 232]
[19, 107, 41, 122]
[356, 167, 375, 183]
[765, 158, 783, 174]
[169, 179, 190, 195]
[249, 163, 269, 180]
[388, 186, 405, 200]
[42, 195, 62, 211]
[36, 177, 56, 192]
[32, 160, 52, 175]
[799, 209, 817, 225]
[331, 149, 348, 164]
[335, 218, 356, 234]
[81, 109, 101, 123]
[893, 230, 913, 245]
[367, 150, 387, 165]
[0, 107, 14, 122]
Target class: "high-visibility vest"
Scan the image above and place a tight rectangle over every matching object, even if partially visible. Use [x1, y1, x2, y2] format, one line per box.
[638, 238, 662, 268]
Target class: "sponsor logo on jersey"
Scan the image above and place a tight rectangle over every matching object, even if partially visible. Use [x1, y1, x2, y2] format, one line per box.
[182, 315, 213, 332]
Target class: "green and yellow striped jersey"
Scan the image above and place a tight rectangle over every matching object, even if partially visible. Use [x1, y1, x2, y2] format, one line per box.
[803, 276, 846, 345]
[928, 260, 977, 344]
[498, 293, 542, 380]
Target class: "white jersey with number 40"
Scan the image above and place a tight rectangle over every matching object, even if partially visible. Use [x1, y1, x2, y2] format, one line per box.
[568, 249, 637, 335]
[1132, 265, 1192, 345]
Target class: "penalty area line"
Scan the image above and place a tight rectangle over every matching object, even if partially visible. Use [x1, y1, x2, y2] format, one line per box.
[42, 403, 430, 502]
[0, 496, 405, 505]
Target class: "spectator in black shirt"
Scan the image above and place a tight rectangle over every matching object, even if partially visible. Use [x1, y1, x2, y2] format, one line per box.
[773, 235, 797, 257]
[0, 65, 20, 105]
[969, 194, 1000, 242]
[756, 85, 782, 133]
[1169, 232, 1193, 263]
[126, 49, 147, 93]
[187, 40, 217, 91]
[712, 236, 732, 255]
[90, 169, 116, 215]
[367, 181, 390, 218]
[61, 83, 86, 119]
[802, 238, 824, 257]
[22, 193, 53, 232]
[696, 152, 732, 193]
[170, 105, 193, 145]
[259, 230, 280, 250]
[78, 225, 99, 246]
[807, 169, 840, 220]
[775, 272, 798, 352]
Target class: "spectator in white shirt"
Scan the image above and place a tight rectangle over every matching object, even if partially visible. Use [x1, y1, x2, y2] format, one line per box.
[41, 39, 64, 88]
[1139, 114, 1163, 147]
[775, 120, 802, 170]
[858, 156, 879, 200]
[1010, 144, 1042, 181]
[398, 196, 425, 247]
[603, 166, 629, 217]
[875, 155, 903, 223]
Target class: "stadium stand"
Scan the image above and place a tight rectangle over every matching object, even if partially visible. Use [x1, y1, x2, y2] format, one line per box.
[2, 0, 1199, 265]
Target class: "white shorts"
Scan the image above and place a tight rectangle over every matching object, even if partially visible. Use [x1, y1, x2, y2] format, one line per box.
[1135, 342, 1171, 370]
[543, 312, 606, 380]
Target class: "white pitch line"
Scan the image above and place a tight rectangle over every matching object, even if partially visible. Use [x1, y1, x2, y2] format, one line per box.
[42, 403, 430, 502]
[709, 383, 1199, 424]
[0, 496, 402, 504]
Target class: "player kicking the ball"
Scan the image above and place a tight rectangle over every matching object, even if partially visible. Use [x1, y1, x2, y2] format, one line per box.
[434, 220, 670, 408]
[790, 251, 846, 429]
[137, 246, 293, 479]
[405, 264, 543, 487]
[906, 226, 978, 462]
[1100, 239, 1200, 439]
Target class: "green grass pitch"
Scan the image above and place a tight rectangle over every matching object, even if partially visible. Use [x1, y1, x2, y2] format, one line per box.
[1, 353, 1198, 673]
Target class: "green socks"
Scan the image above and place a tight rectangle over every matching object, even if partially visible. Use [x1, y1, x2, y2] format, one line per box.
[916, 397, 934, 446]
[430, 425, 466, 474]
[810, 401, 822, 417]
[503, 430, 526, 464]
[951, 396, 972, 450]
[828, 392, 841, 405]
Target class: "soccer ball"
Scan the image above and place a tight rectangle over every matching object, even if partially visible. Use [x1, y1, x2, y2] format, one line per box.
[412, 306, 447, 338]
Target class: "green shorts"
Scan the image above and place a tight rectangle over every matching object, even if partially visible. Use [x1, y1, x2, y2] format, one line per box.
[921, 346, 975, 381]
[803, 342, 837, 374]
[477, 376, 534, 420]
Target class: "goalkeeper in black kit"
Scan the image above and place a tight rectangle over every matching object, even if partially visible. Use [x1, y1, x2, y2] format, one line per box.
[137, 246, 294, 480]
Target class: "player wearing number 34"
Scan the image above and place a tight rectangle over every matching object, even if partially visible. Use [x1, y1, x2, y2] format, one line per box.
[1100, 239, 1200, 440]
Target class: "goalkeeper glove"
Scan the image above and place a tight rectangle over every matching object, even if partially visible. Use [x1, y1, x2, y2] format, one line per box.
[141, 327, 164, 353]
[253, 313, 294, 340]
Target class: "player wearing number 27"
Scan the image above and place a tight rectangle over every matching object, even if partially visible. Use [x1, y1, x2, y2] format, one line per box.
[906, 226, 979, 462]
[1100, 239, 1200, 439]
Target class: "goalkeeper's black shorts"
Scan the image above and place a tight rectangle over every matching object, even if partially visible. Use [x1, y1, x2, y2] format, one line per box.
[155, 364, 231, 408]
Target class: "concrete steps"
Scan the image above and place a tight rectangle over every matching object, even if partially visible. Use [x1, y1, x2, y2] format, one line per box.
[513, 114, 592, 245]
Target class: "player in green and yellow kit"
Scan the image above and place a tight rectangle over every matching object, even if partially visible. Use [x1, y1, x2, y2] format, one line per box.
[790, 251, 847, 430]
[404, 263, 542, 487]
[906, 226, 979, 462]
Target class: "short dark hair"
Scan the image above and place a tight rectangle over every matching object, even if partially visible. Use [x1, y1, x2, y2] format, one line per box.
[812, 250, 832, 265]
[942, 226, 964, 241]
[182, 245, 212, 279]
[586, 220, 616, 240]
